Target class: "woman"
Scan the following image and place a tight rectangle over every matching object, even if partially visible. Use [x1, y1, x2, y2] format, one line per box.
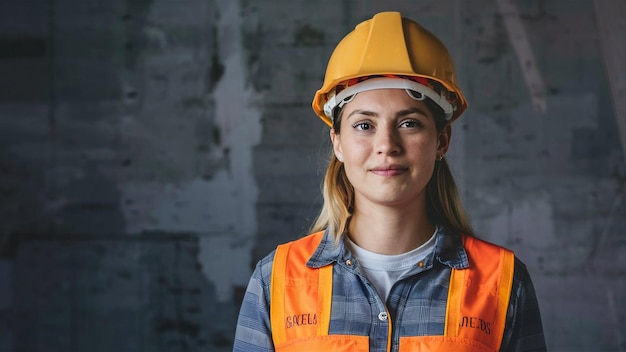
[234, 11, 546, 352]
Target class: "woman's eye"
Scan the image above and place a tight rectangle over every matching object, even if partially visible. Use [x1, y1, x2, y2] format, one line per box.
[399, 120, 422, 128]
[353, 122, 372, 131]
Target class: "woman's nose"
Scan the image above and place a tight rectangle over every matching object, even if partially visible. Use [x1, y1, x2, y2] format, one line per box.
[375, 126, 401, 155]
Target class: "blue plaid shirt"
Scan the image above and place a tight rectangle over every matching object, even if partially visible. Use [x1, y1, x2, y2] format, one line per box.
[233, 227, 547, 352]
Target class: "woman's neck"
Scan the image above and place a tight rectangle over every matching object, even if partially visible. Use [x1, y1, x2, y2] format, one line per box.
[347, 200, 435, 255]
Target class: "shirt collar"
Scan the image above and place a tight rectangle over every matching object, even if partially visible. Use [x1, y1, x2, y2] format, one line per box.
[433, 226, 469, 269]
[306, 229, 342, 268]
[306, 226, 469, 270]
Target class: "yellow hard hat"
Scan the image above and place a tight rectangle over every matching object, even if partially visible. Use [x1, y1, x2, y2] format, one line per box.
[312, 12, 467, 126]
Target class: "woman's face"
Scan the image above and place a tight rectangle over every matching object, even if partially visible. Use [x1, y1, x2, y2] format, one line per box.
[331, 88, 450, 210]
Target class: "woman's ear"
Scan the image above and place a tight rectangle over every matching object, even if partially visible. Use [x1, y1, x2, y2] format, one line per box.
[331, 129, 343, 161]
[437, 123, 452, 157]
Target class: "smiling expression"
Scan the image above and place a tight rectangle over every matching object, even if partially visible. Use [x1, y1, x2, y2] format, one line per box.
[331, 88, 450, 210]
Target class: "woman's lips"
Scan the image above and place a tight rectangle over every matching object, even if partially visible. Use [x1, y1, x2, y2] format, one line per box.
[370, 165, 408, 176]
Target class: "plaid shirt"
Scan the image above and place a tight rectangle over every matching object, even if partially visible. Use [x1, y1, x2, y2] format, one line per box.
[233, 227, 547, 352]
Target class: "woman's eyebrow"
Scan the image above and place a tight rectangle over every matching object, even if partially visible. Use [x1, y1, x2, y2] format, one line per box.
[396, 107, 429, 118]
[346, 107, 430, 120]
[346, 109, 377, 119]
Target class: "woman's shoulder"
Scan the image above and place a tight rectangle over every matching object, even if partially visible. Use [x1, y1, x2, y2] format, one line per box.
[511, 255, 536, 289]
[252, 231, 327, 282]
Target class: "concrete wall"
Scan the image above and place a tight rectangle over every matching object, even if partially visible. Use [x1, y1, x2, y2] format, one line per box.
[0, 0, 624, 351]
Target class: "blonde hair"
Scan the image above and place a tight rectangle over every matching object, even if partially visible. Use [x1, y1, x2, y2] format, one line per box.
[310, 98, 474, 240]
[311, 156, 352, 240]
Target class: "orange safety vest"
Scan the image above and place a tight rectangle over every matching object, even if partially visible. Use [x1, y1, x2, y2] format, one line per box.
[270, 231, 515, 352]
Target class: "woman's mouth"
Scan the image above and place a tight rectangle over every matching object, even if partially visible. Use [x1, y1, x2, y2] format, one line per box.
[370, 165, 408, 176]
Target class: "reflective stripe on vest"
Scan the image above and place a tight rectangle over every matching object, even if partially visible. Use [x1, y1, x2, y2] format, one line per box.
[270, 232, 515, 352]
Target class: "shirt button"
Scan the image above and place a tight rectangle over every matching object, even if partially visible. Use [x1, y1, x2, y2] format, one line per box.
[345, 259, 353, 266]
[378, 312, 388, 321]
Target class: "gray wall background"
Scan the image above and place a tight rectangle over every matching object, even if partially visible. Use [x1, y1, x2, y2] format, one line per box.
[1, 0, 625, 351]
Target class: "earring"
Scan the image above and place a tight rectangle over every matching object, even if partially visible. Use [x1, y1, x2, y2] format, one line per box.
[438, 154, 444, 161]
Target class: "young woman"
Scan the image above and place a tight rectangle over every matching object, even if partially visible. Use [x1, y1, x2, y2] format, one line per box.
[233, 11, 546, 352]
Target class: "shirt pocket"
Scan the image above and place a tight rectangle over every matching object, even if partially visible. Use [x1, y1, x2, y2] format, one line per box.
[275, 334, 369, 352]
[399, 336, 496, 352]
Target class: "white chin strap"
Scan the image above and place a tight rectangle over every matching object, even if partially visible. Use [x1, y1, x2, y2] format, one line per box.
[323, 77, 454, 122]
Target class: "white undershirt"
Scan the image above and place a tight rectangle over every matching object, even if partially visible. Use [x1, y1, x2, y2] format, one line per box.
[344, 229, 437, 302]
